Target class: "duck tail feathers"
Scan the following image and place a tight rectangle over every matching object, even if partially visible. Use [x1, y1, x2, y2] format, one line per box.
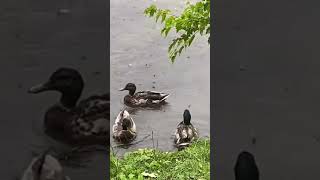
[177, 142, 191, 150]
[160, 93, 170, 102]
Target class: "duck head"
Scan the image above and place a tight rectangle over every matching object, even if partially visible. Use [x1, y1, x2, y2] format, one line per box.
[122, 118, 132, 130]
[234, 151, 259, 180]
[183, 109, 191, 125]
[28, 68, 84, 109]
[120, 109, 131, 119]
[119, 83, 136, 96]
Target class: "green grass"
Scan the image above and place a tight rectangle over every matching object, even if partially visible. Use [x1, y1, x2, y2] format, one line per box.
[110, 138, 210, 180]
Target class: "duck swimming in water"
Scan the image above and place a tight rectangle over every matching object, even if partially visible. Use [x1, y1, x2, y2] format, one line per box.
[21, 150, 70, 180]
[28, 67, 109, 145]
[112, 110, 137, 143]
[119, 83, 170, 107]
[174, 109, 199, 150]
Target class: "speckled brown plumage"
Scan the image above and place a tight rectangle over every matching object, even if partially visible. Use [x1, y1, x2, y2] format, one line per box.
[120, 83, 169, 107]
[112, 110, 136, 144]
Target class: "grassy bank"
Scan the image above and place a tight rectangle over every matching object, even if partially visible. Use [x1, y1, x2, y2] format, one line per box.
[110, 139, 210, 180]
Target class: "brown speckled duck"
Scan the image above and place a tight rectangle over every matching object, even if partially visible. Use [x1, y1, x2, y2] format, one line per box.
[174, 109, 199, 150]
[112, 110, 136, 143]
[119, 83, 169, 107]
[28, 68, 109, 145]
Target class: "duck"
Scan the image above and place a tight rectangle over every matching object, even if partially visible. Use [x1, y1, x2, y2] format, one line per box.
[119, 83, 170, 107]
[21, 150, 70, 180]
[112, 110, 137, 143]
[174, 109, 199, 150]
[234, 151, 259, 180]
[28, 67, 109, 146]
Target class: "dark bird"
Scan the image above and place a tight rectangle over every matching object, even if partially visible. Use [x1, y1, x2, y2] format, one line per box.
[28, 67, 109, 146]
[112, 110, 137, 143]
[174, 109, 199, 150]
[119, 83, 169, 107]
[234, 151, 259, 180]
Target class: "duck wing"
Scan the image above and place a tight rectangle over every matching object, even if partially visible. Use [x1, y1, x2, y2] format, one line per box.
[65, 113, 108, 145]
[112, 110, 125, 134]
[113, 130, 137, 143]
[135, 91, 170, 102]
[174, 122, 198, 145]
[77, 93, 110, 116]
[64, 94, 110, 145]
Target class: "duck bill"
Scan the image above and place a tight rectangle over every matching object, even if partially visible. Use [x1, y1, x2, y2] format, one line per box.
[28, 82, 50, 94]
[119, 88, 126, 91]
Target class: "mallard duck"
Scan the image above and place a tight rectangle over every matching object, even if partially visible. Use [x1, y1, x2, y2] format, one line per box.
[174, 109, 199, 150]
[112, 110, 137, 143]
[234, 151, 259, 180]
[119, 83, 170, 107]
[28, 67, 109, 145]
[21, 150, 70, 180]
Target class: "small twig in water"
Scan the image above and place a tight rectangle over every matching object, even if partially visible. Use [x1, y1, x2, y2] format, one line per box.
[156, 139, 159, 149]
[152, 131, 155, 149]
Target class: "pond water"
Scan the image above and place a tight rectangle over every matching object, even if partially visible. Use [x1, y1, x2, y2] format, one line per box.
[0, 0, 108, 179]
[110, 0, 210, 156]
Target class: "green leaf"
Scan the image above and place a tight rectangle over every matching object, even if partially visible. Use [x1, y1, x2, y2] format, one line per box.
[161, 28, 166, 36]
[128, 174, 135, 179]
[144, 0, 211, 63]
[206, 26, 210, 34]
[177, 38, 184, 47]
[199, 26, 205, 35]
[145, 5, 157, 17]
[164, 26, 171, 37]
[165, 16, 175, 27]
[168, 39, 177, 53]
[188, 34, 195, 46]
[178, 46, 184, 55]
[175, 21, 183, 32]
[170, 51, 178, 63]
[119, 173, 126, 180]
[137, 175, 144, 180]
[161, 11, 167, 23]
[155, 12, 161, 22]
